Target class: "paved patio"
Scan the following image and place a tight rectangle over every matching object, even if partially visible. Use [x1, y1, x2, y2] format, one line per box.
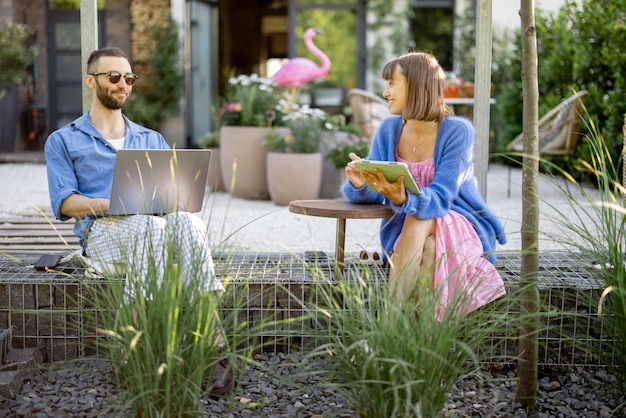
[0, 155, 614, 367]
[0, 156, 603, 256]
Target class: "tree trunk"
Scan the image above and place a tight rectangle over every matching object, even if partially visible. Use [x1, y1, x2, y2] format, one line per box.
[515, 0, 540, 413]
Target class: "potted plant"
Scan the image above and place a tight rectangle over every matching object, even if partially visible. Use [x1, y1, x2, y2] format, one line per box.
[196, 130, 224, 192]
[217, 74, 288, 200]
[263, 104, 327, 205]
[318, 119, 369, 198]
[0, 21, 36, 152]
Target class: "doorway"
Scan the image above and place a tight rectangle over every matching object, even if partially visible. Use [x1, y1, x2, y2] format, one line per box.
[217, 0, 366, 103]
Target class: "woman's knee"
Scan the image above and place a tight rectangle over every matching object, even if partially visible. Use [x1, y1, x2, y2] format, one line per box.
[402, 216, 435, 238]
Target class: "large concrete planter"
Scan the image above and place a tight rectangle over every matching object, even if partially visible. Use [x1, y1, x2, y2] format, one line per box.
[206, 147, 224, 192]
[267, 152, 322, 206]
[220, 126, 276, 200]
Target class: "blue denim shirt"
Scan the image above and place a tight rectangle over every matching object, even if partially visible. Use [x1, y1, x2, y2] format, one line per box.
[44, 112, 170, 248]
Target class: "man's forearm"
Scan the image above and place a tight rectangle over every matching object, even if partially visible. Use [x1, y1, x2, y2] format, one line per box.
[60, 194, 110, 219]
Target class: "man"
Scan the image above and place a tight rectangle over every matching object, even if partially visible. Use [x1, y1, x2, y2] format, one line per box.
[44, 47, 231, 396]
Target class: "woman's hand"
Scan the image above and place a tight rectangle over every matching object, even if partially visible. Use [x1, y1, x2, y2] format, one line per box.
[346, 152, 407, 205]
[361, 168, 407, 205]
[345, 152, 367, 188]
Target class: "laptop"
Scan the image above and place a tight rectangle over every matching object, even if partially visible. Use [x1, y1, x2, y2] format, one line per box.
[109, 149, 212, 216]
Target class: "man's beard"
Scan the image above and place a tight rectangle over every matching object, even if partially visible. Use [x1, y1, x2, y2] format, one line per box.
[95, 82, 128, 110]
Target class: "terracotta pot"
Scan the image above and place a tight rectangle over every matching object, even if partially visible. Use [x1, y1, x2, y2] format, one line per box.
[219, 126, 277, 199]
[443, 84, 459, 98]
[460, 83, 475, 98]
[266, 152, 322, 205]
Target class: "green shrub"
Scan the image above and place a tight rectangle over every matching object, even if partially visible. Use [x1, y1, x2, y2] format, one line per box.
[0, 20, 37, 99]
[492, 0, 626, 183]
[84, 238, 234, 416]
[123, 16, 182, 130]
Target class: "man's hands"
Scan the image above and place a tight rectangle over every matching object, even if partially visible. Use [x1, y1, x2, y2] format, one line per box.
[345, 153, 407, 205]
[60, 194, 110, 219]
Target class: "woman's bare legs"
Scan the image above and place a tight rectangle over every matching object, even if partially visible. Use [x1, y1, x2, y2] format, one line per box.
[389, 216, 436, 301]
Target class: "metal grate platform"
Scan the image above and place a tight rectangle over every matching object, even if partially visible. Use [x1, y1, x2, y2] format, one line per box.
[495, 251, 600, 289]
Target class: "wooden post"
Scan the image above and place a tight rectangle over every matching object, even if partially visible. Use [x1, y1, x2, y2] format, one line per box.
[473, 0, 493, 199]
[623, 115, 626, 206]
[80, 0, 98, 112]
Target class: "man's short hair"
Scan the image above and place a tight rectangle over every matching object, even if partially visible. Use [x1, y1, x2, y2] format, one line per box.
[87, 47, 129, 72]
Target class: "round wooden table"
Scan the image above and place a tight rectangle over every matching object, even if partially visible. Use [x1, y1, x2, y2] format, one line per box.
[288, 199, 393, 279]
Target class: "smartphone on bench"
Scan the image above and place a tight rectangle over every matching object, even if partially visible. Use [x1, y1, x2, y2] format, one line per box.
[34, 254, 63, 271]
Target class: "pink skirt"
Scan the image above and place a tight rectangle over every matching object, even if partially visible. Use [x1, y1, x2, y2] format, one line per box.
[394, 211, 506, 320]
[431, 211, 506, 320]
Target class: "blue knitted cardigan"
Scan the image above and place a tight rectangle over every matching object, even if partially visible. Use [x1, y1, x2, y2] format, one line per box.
[342, 115, 506, 263]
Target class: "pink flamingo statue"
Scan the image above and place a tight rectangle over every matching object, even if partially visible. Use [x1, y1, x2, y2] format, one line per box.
[272, 28, 331, 109]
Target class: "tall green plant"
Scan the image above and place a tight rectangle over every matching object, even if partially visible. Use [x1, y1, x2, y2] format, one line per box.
[83, 233, 237, 416]
[0, 21, 36, 100]
[307, 265, 513, 417]
[536, 111, 626, 397]
[123, 16, 182, 130]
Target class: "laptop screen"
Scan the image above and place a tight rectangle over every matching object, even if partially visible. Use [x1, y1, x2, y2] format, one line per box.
[109, 149, 212, 216]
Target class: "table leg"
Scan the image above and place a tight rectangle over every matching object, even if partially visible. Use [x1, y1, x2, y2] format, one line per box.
[335, 218, 346, 280]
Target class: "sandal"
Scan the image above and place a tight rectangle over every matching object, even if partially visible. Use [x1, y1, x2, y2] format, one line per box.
[207, 357, 233, 397]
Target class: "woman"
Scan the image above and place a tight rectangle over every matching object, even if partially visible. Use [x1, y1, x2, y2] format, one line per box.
[343, 51, 506, 318]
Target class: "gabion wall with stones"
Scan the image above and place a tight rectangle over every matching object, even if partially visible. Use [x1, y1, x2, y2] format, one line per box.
[0, 252, 616, 366]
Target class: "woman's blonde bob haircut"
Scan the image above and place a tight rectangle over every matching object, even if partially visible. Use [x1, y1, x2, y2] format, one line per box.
[382, 51, 452, 122]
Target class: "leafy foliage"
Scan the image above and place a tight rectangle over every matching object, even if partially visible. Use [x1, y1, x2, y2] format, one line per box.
[196, 130, 220, 148]
[263, 104, 327, 154]
[217, 74, 286, 127]
[83, 240, 231, 416]
[491, 0, 626, 182]
[0, 21, 36, 99]
[296, 9, 357, 89]
[325, 131, 370, 169]
[123, 16, 182, 130]
[537, 110, 626, 395]
[49, 0, 105, 9]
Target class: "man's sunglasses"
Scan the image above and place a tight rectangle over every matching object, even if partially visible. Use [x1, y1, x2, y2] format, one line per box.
[88, 71, 139, 86]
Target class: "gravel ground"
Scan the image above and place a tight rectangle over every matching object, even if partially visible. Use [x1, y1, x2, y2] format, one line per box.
[1, 352, 622, 417]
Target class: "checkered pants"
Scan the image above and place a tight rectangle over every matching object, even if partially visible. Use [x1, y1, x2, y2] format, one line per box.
[84, 212, 223, 293]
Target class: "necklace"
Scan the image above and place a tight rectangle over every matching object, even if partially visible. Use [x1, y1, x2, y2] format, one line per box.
[402, 120, 432, 153]
[412, 136, 426, 152]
